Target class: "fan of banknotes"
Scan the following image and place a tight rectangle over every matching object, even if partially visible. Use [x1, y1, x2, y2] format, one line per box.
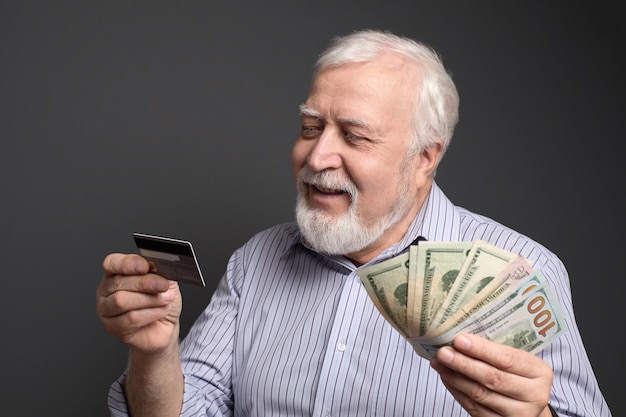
[357, 240, 567, 359]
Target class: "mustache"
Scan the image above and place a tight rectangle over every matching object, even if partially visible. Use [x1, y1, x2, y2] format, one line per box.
[298, 166, 358, 197]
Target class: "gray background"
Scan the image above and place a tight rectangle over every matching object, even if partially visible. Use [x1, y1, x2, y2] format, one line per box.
[1, 1, 623, 416]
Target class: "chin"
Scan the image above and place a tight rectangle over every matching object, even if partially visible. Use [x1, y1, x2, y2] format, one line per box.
[295, 194, 383, 255]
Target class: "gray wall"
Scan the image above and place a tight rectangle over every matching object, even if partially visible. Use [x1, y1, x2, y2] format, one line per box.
[2, 1, 623, 415]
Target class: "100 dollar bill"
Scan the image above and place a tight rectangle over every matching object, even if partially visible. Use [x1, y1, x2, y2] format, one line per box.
[358, 240, 567, 359]
[408, 270, 567, 359]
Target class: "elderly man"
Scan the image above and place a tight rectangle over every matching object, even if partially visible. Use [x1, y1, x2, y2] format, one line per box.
[97, 30, 611, 417]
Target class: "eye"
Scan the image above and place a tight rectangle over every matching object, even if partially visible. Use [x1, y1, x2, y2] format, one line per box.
[343, 131, 366, 143]
[301, 125, 322, 139]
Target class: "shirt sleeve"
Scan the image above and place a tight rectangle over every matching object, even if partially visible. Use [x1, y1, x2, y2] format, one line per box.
[176, 248, 244, 416]
[534, 257, 612, 417]
[107, 372, 130, 416]
[106, 248, 244, 417]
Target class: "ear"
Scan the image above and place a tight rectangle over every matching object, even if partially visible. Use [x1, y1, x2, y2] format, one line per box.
[416, 139, 443, 178]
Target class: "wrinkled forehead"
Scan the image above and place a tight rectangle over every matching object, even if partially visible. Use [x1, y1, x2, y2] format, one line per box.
[305, 55, 419, 122]
[300, 62, 418, 145]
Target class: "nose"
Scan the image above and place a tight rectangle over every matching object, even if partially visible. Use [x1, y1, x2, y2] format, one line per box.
[305, 127, 343, 172]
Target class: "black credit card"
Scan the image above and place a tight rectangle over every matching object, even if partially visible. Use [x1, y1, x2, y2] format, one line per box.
[133, 232, 206, 287]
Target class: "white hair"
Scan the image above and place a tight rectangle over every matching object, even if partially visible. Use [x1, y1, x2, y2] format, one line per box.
[315, 29, 459, 161]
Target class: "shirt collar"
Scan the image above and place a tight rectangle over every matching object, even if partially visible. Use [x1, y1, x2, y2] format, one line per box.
[368, 181, 461, 261]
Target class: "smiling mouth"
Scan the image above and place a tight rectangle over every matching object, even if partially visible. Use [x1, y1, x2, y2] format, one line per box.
[311, 184, 347, 194]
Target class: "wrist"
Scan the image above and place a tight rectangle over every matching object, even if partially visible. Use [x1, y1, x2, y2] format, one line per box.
[129, 337, 180, 367]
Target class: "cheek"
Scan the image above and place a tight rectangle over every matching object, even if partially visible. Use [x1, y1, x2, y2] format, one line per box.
[356, 163, 404, 203]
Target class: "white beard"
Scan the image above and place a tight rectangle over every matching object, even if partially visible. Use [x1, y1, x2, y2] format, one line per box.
[295, 165, 413, 256]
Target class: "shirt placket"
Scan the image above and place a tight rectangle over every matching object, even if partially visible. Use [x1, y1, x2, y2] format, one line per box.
[311, 269, 381, 417]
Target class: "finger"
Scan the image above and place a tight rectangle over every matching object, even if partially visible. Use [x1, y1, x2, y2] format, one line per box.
[99, 304, 179, 349]
[451, 333, 549, 378]
[104, 281, 175, 310]
[98, 253, 171, 297]
[433, 335, 552, 412]
[435, 339, 522, 398]
[101, 301, 176, 335]
[103, 272, 171, 296]
[432, 352, 522, 416]
[102, 253, 151, 276]
[436, 370, 503, 417]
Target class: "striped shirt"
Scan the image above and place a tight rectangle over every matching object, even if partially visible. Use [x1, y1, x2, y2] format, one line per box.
[108, 182, 612, 417]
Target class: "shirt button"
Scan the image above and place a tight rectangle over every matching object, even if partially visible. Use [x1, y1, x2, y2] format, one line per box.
[337, 342, 346, 351]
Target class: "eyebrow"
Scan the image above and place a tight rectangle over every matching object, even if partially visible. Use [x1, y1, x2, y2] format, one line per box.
[299, 104, 323, 119]
[299, 104, 371, 129]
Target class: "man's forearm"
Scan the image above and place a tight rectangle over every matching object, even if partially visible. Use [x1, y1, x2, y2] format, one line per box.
[125, 343, 184, 417]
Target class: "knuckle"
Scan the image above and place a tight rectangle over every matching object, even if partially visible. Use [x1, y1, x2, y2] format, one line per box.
[468, 381, 491, 403]
[483, 367, 505, 390]
[499, 349, 516, 370]
[103, 253, 127, 274]
[460, 398, 480, 414]
[109, 274, 125, 292]
[125, 309, 144, 327]
[102, 253, 148, 276]
[108, 289, 126, 310]
[101, 253, 116, 272]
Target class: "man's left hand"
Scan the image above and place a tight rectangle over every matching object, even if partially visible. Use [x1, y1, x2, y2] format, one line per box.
[430, 333, 554, 417]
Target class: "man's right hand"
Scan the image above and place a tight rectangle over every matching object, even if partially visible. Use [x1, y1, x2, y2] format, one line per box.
[96, 253, 183, 354]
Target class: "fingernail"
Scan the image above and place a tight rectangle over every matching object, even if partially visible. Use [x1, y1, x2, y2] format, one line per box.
[152, 279, 169, 292]
[437, 347, 454, 363]
[455, 334, 471, 350]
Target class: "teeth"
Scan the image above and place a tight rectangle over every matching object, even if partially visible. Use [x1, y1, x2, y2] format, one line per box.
[315, 185, 343, 193]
